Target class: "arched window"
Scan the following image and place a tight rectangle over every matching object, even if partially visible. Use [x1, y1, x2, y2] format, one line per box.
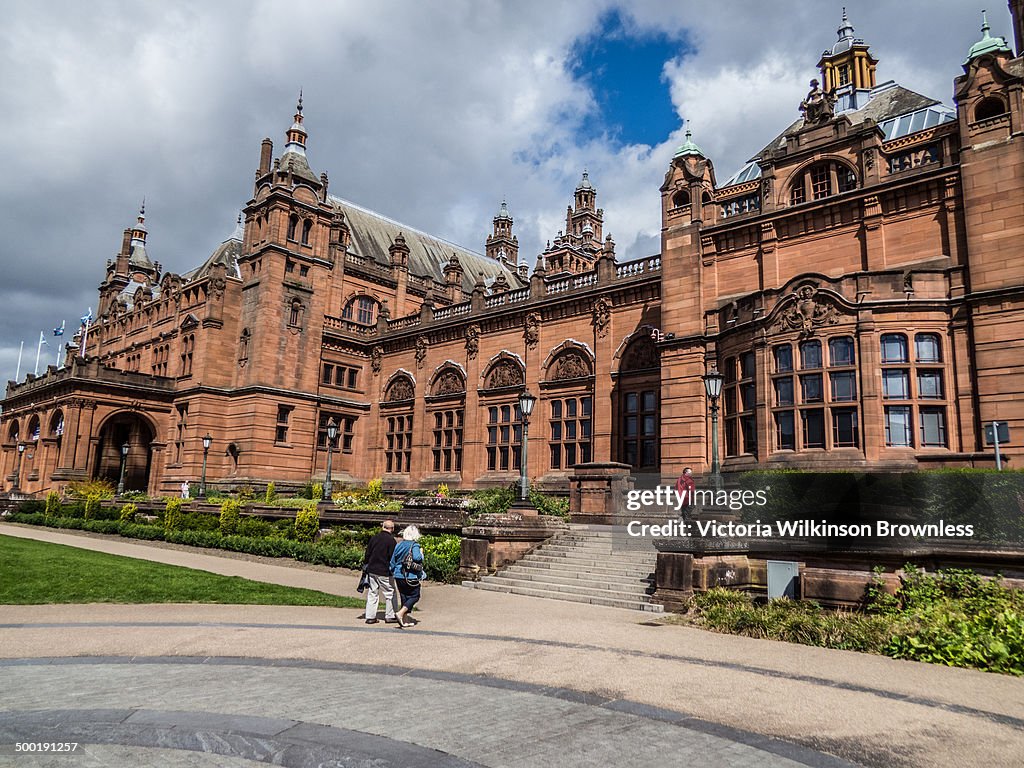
[342, 296, 379, 325]
[301, 219, 313, 245]
[50, 411, 65, 438]
[975, 97, 1007, 122]
[238, 328, 250, 365]
[383, 375, 415, 474]
[287, 214, 299, 241]
[789, 161, 858, 205]
[7, 422, 19, 444]
[288, 299, 303, 328]
[671, 189, 690, 208]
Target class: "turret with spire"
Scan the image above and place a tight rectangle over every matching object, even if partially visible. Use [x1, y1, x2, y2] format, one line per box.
[816, 8, 878, 112]
[485, 199, 519, 265]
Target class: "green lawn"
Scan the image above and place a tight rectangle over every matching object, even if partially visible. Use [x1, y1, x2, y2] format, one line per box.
[0, 535, 362, 607]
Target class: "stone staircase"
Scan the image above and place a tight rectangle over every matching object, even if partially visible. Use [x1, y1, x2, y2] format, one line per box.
[462, 525, 662, 612]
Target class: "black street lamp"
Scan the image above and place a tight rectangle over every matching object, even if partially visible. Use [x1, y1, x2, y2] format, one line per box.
[702, 367, 725, 490]
[324, 416, 338, 501]
[117, 441, 130, 496]
[200, 433, 212, 498]
[517, 390, 537, 502]
[12, 442, 25, 492]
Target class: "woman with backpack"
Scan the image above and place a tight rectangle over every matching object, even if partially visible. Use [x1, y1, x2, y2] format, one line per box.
[390, 525, 425, 628]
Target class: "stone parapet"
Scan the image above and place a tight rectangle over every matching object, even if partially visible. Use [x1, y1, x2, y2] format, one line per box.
[459, 512, 568, 579]
[568, 462, 634, 524]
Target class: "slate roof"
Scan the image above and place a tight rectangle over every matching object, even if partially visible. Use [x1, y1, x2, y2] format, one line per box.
[183, 219, 243, 282]
[720, 82, 954, 188]
[330, 196, 523, 293]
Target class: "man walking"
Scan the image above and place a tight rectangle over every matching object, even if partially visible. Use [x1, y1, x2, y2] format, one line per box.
[362, 519, 398, 624]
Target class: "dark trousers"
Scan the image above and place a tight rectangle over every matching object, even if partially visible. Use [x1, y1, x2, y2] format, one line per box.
[395, 578, 421, 611]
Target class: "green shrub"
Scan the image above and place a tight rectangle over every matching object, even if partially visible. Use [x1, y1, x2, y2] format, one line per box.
[219, 499, 242, 536]
[264, 482, 276, 504]
[118, 503, 138, 523]
[470, 485, 515, 516]
[420, 534, 462, 583]
[235, 484, 257, 502]
[365, 478, 384, 503]
[294, 502, 320, 543]
[118, 523, 165, 541]
[237, 517, 278, 539]
[45, 491, 61, 517]
[296, 481, 314, 499]
[164, 498, 184, 533]
[66, 479, 116, 500]
[530, 489, 569, 518]
[311, 482, 324, 501]
[83, 494, 102, 521]
[18, 499, 46, 515]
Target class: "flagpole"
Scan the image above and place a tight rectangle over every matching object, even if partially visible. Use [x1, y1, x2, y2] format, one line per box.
[34, 331, 46, 376]
[15, 340, 23, 381]
[80, 309, 92, 361]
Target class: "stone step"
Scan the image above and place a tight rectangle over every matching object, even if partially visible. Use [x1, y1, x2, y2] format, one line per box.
[510, 560, 655, 581]
[538, 543, 657, 557]
[463, 580, 664, 613]
[481, 574, 652, 599]
[506, 562, 654, 584]
[527, 552, 657, 570]
[493, 570, 654, 595]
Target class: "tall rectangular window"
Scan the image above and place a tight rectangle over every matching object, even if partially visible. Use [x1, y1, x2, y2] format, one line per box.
[920, 408, 947, 447]
[275, 406, 291, 444]
[486, 404, 521, 472]
[432, 409, 464, 473]
[775, 411, 795, 451]
[885, 406, 913, 447]
[549, 395, 593, 470]
[832, 408, 859, 447]
[801, 408, 825, 448]
[385, 414, 413, 473]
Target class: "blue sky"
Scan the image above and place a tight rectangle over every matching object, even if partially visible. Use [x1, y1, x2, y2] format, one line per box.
[571, 9, 687, 147]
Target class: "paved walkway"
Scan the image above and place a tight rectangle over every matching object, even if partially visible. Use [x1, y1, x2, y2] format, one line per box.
[2, 524, 1023, 768]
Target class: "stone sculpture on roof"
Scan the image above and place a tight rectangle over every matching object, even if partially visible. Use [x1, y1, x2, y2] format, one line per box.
[799, 78, 837, 125]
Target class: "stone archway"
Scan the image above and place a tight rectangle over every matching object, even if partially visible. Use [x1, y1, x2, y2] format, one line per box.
[92, 413, 156, 493]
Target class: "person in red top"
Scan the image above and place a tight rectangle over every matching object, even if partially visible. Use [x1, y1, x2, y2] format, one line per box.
[675, 467, 695, 516]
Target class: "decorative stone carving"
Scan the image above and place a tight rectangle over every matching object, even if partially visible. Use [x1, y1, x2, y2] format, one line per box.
[523, 313, 540, 349]
[433, 369, 465, 397]
[490, 273, 510, 294]
[485, 359, 524, 389]
[550, 352, 591, 381]
[621, 336, 659, 372]
[777, 284, 841, 337]
[385, 376, 415, 402]
[799, 78, 836, 125]
[415, 336, 428, 369]
[209, 275, 226, 300]
[371, 346, 383, 374]
[465, 324, 480, 359]
[592, 298, 611, 338]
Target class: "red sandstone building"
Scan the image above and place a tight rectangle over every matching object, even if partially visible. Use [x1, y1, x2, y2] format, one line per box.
[3, 9, 1022, 497]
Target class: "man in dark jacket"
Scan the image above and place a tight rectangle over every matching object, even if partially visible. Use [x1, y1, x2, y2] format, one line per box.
[362, 519, 398, 624]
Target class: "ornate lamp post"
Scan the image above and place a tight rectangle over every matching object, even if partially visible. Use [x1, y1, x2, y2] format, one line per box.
[324, 417, 338, 501]
[12, 442, 25, 492]
[200, 433, 212, 498]
[117, 441, 130, 496]
[516, 390, 537, 503]
[702, 367, 725, 491]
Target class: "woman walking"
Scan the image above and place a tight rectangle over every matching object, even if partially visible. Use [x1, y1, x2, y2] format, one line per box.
[390, 525, 425, 628]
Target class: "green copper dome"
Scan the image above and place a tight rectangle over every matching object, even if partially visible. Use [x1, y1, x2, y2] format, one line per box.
[673, 128, 706, 159]
[965, 11, 1011, 65]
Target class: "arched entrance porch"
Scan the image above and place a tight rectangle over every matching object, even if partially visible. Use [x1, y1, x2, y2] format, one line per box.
[92, 413, 156, 494]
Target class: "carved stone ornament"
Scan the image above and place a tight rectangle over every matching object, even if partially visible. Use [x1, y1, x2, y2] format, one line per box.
[523, 313, 540, 349]
[621, 335, 659, 372]
[485, 359, 524, 389]
[385, 376, 415, 402]
[433, 370, 466, 396]
[465, 324, 480, 359]
[777, 284, 840, 337]
[415, 336, 428, 369]
[371, 346, 383, 374]
[551, 352, 591, 381]
[592, 298, 611, 338]
[490, 273, 510, 294]
[209, 275, 227, 299]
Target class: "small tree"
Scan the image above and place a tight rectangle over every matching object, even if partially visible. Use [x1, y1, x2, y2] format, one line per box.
[45, 491, 61, 517]
[119, 502, 138, 523]
[220, 499, 241, 536]
[83, 493, 102, 521]
[365, 478, 384, 503]
[264, 482, 277, 504]
[294, 502, 320, 543]
[164, 497, 183, 533]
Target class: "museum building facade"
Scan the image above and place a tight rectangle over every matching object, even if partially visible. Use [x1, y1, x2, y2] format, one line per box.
[2, 9, 1022, 496]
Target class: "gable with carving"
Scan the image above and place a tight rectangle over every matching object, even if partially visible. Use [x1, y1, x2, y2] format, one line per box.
[483, 358, 524, 390]
[385, 376, 415, 402]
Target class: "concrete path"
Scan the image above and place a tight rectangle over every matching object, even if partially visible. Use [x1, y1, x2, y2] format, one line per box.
[2, 524, 1023, 768]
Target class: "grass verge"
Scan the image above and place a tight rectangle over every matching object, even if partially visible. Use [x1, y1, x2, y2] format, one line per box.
[0, 534, 362, 607]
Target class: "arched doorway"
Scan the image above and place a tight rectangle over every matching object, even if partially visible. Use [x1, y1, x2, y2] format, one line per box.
[613, 333, 661, 472]
[93, 413, 156, 493]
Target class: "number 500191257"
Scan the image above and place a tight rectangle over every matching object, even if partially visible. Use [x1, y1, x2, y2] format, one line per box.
[15, 743, 79, 752]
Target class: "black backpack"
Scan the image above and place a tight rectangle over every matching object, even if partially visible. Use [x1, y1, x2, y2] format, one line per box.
[402, 544, 424, 577]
